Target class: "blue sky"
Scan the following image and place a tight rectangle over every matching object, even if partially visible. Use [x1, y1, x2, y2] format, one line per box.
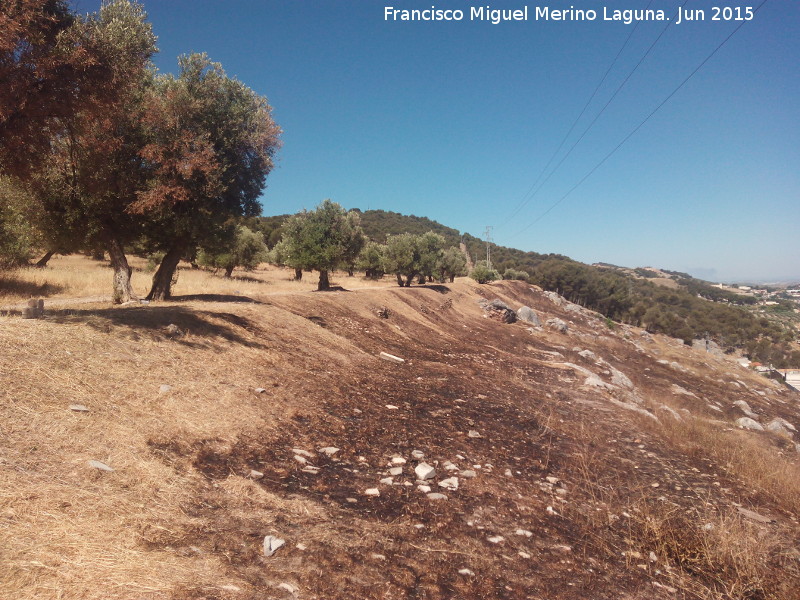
[74, 1, 799, 282]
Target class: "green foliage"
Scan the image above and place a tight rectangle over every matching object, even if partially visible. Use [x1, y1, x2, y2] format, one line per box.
[470, 261, 500, 284]
[356, 241, 385, 279]
[198, 225, 267, 277]
[381, 231, 445, 286]
[503, 268, 529, 281]
[437, 246, 468, 282]
[280, 200, 365, 290]
[356, 209, 460, 245]
[0, 180, 36, 268]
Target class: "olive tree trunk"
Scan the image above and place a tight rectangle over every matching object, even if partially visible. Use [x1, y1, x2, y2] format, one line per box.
[106, 236, 135, 304]
[34, 250, 55, 268]
[318, 269, 330, 291]
[294, 268, 303, 281]
[146, 243, 185, 301]
[395, 273, 404, 287]
[223, 264, 234, 278]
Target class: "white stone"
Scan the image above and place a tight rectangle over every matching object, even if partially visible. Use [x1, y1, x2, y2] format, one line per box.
[379, 352, 405, 363]
[249, 470, 264, 479]
[277, 582, 297, 594]
[467, 430, 482, 438]
[418, 485, 431, 493]
[292, 448, 314, 458]
[415, 462, 436, 480]
[389, 466, 403, 476]
[364, 488, 380, 497]
[293, 455, 308, 465]
[427, 492, 448, 500]
[735, 417, 764, 431]
[263, 535, 285, 557]
[391, 456, 407, 465]
[318, 446, 340, 456]
[515, 529, 533, 537]
[411, 450, 425, 459]
[379, 477, 393, 485]
[69, 404, 89, 412]
[460, 470, 477, 478]
[254, 388, 267, 394]
[385, 405, 399, 410]
[443, 461, 459, 471]
[487, 536, 504, 544]
[518, 551, 531, 559]
[88, 460, 114, 472]
[458, 568, 474, 576]
[158, 384, 172, 394]
[438, 477, 459, 491]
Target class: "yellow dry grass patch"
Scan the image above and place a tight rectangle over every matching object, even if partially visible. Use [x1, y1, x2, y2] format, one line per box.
[0, 254, 397, 306]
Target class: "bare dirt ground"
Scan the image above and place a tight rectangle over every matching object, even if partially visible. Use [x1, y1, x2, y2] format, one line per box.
[1, 259, 799, 600]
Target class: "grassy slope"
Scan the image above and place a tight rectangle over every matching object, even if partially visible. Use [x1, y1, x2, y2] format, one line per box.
[1, 257, 799, 599]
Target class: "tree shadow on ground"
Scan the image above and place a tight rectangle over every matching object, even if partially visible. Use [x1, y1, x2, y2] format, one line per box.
[49, 305, 267, 349]
[418, 284, 450, 294]
[169, 294, 264, 304]
[313, 286, 350, 293]
[0, 276, 66, 300]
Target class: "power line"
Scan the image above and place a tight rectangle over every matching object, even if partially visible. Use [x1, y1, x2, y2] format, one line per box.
[499, 0, 656, 229]
[509, 0, 770, 240]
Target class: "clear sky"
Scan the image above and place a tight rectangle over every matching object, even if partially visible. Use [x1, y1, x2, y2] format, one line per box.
[73, 1, 799, 282]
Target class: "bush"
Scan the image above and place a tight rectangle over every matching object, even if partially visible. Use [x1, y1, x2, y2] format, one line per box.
[470, 262, 500, 284]
[503, 268, 529, 281]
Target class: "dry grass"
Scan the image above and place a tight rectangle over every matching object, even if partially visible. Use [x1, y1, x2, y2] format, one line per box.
[0, 254, 393, 306]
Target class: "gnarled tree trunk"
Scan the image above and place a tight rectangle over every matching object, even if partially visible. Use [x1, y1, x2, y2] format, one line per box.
[223, 264, 234, 278]
[396, 273, 404, 287]
[294, 268, 303, 281]
[34, 250, 55, 268]
[147, 243, 185, 301]
[106, 236, 135, 304]
[404, 273, 415, 287]
[318, 269, 330, 291]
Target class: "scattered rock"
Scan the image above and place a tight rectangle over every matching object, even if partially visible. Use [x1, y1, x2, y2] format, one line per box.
[263, 535, 285, 557]
[165, 323, 182, 336]
[427, 492, 448, 500]
[514, 529, 533, 537]
[254, 388, 267, 394]
[736, 506, 774, 524]
[87, 460, 114, 472]
[391, 456, 407, 465]
[385, 404, 399, 410]
[293, 455, 308, 465]
[415, 462, 436, 480]
[516, 306, 540, 326]
[411, 450, 425, 459]
[460, 470, 477, 479]
[483, 299, 517, 324]
[438, 477, 459, 491]
[458, 568, 474, 576]
[735, 417, 763, 431]
[249, 470, 264, 479]
[319, 446, 340, 456]
[364, 488, 380, 497]
[467, 430, 482, 438]
[578, 349, 598, 362]
[518, 551, 531, 559]
[293, 448, 314, 458]
[379, 477, 393, 485]
[69, 404, 90, 412]
[542, 291, 564, 306]
[370, 553, 386, 561]
[734, 400, 757, 419]
[418, 484, 431, 493]
[546, 318, 568, 334]
[277, 582, 298, 595]
[301, 466, 320, 474]
[379, 352, 405, 363]
[389, 466, 404, 476]
[158, 384, 172, 394]
[487, 536, 505, 544]
[766, 419, 794, 438]
[609, 367, 634, 390]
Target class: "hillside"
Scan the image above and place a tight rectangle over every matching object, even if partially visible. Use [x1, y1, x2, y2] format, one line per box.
[255, 209, 797, 367]
[2, 258, 800, 600]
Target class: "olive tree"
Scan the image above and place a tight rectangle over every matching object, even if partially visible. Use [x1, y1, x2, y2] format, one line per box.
[197, 225, 267, 277]
[279, 200, 365, 291]
[135, 53, 281, 300]
[382, 231, 445, 287]
[437, 246, 468, 282]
